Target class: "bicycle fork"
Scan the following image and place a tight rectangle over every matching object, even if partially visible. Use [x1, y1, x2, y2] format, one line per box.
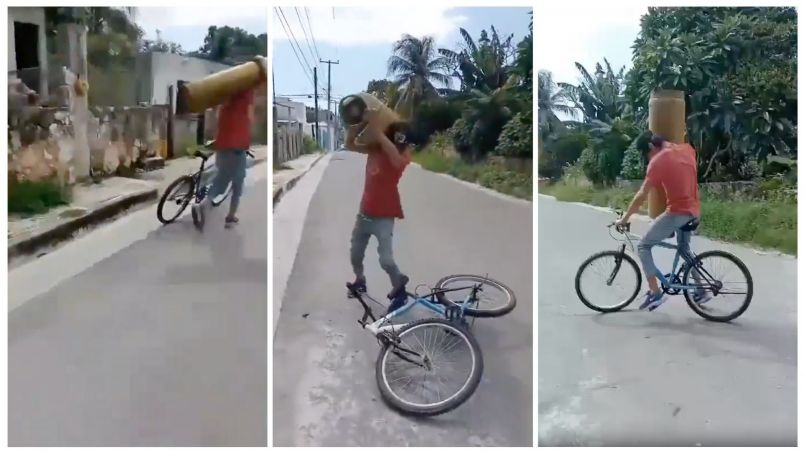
[606, 244, 627, 286]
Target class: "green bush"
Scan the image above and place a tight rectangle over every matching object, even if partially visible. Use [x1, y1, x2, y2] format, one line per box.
[448, 118, 473, 154]
[540, 129, 589, 179]
[303, 135, 320, 153]
[620, 136, 645, 180]
[495, 111, 533, 158]
[9, 180, 69, 215]
[413, 99, 463, 145]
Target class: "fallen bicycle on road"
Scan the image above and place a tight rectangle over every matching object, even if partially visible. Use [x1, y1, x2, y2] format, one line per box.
[346, 274, 516, 416]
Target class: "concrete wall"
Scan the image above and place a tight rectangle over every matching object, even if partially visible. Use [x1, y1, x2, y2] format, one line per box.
[8, 7, 48, 98]
[137, 52, 231, 107]
[274, 121, 305, 165]
[275, 97, 307, 124]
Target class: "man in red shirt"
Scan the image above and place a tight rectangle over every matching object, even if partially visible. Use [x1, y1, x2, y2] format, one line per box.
[345, 111, 412, 313]
[617, 133, 709, 311]
[192, 82, 260, 230]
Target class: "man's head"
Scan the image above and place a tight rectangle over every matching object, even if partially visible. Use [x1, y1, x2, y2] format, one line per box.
[385, 121, 413, 152]
[637, 131, 670, 162]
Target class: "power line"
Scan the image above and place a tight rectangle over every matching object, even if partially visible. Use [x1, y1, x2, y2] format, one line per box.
[275, 7, 314, 85]
[305, 7, 322, 62]
[294, 7, 319, 76]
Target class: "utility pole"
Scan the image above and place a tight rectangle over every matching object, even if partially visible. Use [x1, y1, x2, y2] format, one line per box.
[313, 67, 319, 145]
[320, 59, 339, 151]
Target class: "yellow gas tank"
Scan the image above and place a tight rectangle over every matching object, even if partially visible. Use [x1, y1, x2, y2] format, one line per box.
[339, 93, 400, 146]
[647, 89, 686, 218]
[176, 56, 267, 114]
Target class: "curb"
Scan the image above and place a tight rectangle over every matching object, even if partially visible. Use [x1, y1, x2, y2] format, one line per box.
[272, 152, 326, 207]
[411, 162, 532, 205]
[8, 188, 158, 259]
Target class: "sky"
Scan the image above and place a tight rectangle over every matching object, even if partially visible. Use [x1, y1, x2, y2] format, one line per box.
[272, 6, 532, 109]
[135, 7, 267, 54]
[536, 4, 647, 87]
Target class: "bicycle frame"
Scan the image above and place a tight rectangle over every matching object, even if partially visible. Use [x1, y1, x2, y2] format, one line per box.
[616, 226, 721, 293]
[349, 285, 479, 337]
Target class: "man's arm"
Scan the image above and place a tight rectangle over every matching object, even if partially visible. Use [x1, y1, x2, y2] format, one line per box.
[372, 130, 407, 169]
[622, 162, 659, 223]
[345, 123, 370, 153]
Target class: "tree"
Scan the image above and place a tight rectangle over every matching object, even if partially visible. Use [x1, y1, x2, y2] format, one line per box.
[538, 71, 575, 142]
[439, 26, 516, 92]
[559, 60, 628, 125]
[387, 34, 452, 118]
[366, 79, 392, 103]
[141, 29, 183, 54]
[194, 26, 267, 63]
[626, 7, 797, 180]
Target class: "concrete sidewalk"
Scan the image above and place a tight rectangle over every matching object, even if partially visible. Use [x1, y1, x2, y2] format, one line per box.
[272, 152, 326, 206]
[8, 145, 267, 260]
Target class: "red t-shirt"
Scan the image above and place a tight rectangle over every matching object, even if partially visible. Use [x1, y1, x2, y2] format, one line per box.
[644, 143, 701, 217]
[360, 149, 410, 218]
[215, 88, 254, 150]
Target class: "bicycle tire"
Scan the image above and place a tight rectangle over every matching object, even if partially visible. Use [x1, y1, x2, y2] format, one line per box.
[210, 183, 232, 207]
[575, 250, 642, 312]
[375, 318, 483, 416]
[157, 175, 195, 224]
[435, 274, 516, 318]
[682, 250, 753, 322]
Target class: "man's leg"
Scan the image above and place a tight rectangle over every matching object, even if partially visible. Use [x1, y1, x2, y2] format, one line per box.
[192, 151, 233, 230]
[225, 150, 248, 228]
[374, 218, 409, 304]
[637, 213, 690, 295]
[349, 215, 371, 289]
[677, 220, 710, 302]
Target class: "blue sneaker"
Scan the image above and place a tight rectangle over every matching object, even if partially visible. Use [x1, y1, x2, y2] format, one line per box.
[386, 274, 410, 314]
[639, 291, 666, 311]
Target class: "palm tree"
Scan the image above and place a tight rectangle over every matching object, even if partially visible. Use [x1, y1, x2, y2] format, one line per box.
[559, 60, 626, 124]
[439, 26, 515, 92]
[387, 34, 452, 119]
[538, 70, 575, 141]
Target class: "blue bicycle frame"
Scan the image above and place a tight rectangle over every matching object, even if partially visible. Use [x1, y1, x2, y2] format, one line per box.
[618, 226, 716, 293]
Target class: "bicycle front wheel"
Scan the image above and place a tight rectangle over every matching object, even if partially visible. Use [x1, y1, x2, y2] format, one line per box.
[575, 250, 642, 312]
[376, 318, 483, 416]
[435, 274, 516, 318]
[157, 175, 195, 224]
[682, 250, 753, 322]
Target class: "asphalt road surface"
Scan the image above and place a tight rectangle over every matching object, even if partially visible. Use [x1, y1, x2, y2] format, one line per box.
[9, 175, 268, 446]
[538, 195, 796, 447]
[273, 151, 533, 446]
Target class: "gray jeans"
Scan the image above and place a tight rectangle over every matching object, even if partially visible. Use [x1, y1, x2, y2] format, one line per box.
[350, 213, 405, 287]
[637, 212, 698, 279]
[208, 150, 247, 215]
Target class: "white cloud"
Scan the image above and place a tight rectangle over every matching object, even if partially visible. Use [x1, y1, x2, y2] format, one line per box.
[536, 4, 646, 85]
[272, 6, 468, 47]
[136, 7, 266, 35]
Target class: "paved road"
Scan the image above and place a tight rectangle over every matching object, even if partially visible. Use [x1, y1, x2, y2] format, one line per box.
[273, 151, 533, 446]
[538, 195, 797, 447]
[9, 175, 268, 446]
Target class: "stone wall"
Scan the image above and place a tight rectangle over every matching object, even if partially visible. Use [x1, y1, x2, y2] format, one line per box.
[8, 107, 76, 186]
[88, 105, 169, 175]
[617, 179, 761, 200]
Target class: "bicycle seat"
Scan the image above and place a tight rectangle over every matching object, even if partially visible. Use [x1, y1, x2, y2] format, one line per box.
[195, 149, 214, 161]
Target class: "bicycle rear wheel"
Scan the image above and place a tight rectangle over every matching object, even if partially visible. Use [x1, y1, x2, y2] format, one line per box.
[375, 318, 483, 416]
[435, 274, 516, 317]
[575, 250, 642, 312]
[157, 175, 195, 224]
[682, 250, 753, 322]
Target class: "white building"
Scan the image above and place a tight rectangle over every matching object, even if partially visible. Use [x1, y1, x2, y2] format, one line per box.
[8, 7, 49, 99]
[135, 52, 231, 108]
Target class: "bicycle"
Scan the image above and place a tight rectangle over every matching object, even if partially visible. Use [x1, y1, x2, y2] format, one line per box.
[156, 144, 253, 224]
[575, 210, 753, 322]
[345, 274, 516, 416]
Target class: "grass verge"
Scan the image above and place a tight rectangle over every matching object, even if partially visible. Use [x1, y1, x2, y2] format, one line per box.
[9, 180, 70, 215]
[413, 150, 532, 201]
[540, 180, 797, 255]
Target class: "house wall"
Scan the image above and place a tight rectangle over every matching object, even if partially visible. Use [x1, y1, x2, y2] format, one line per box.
[138, 52, 231, 107]
[8, 7, 48, 98]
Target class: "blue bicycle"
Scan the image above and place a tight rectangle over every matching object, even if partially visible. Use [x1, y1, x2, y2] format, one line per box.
[346, 274, 516, 416]
[575, 211, 753, 322]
